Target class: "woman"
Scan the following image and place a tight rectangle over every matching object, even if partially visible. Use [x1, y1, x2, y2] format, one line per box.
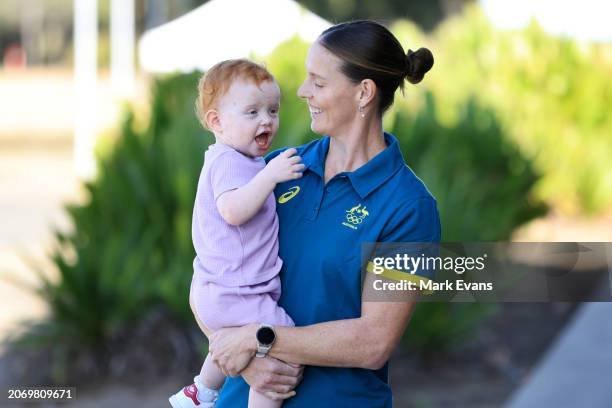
[208, 20, 440, 407]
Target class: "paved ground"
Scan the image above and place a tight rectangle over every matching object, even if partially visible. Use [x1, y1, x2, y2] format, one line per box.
[506, 301, 612, 408]
[0, 144, 79, 349]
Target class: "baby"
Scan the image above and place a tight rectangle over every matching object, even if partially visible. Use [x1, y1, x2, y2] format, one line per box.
[169, 59, 303, 408]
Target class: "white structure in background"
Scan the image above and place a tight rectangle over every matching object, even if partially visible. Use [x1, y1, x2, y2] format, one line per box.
[74, 0, 136, 180]
[73, 0, 98, 180]
[139, 0, 332, 73]
[480, 0, 612, 42]
[110, 0, 135, 98]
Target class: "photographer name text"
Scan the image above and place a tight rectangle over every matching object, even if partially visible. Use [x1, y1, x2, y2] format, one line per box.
[373, 279, 493, 292]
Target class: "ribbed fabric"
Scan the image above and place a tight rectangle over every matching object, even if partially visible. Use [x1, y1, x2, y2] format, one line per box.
[192, 142, 282, 288]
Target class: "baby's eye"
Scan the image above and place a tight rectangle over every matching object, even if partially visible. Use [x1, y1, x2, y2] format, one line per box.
[314, 83, 323, 88]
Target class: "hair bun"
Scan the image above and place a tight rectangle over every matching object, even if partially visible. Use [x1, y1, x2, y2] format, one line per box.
[405, 47, 434, 84]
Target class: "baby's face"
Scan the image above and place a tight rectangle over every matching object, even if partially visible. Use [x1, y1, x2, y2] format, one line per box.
[215, 79, 280, 158]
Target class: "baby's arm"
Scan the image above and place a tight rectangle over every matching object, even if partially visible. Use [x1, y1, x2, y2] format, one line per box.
[216, 148, 304, 226]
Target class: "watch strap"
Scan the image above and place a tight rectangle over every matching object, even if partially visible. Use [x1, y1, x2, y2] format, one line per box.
[255, 325, 275, 358]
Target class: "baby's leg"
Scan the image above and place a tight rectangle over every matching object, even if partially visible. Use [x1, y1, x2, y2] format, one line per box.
[169, 346, 223, 407]
[199, 353, 226, 390]
[190, 283, 212, 337]
[248, 388, 283, 408]
[190, 282, 224, 395]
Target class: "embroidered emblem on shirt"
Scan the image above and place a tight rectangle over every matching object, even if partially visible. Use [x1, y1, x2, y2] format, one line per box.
[342, 203, 369, 230]
[278, 186, 300, 204]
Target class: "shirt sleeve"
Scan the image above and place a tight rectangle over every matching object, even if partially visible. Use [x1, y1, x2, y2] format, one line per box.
[368, 197, 442, 283]
[380, 197, 441, 243]
[209, 150, 260, 201]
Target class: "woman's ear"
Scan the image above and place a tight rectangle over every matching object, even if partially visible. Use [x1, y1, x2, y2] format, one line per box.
[205, 109, 222, 133]
[357, 79, 377, 108]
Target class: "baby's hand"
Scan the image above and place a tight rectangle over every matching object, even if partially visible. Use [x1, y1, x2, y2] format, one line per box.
[264, 148, 305, 184]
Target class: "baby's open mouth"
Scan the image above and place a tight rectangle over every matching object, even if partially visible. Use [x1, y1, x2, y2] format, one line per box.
[255, 132, 270, 147]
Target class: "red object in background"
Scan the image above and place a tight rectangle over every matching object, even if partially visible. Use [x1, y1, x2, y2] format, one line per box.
[3, 43, 27, 69]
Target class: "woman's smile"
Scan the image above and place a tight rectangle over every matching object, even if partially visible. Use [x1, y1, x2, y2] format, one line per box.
[309, 105, 323, 117]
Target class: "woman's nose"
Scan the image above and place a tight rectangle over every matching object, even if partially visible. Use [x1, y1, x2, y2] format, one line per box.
[297, 81, 309, 99]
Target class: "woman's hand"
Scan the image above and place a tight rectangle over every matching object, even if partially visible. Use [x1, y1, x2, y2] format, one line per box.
[209, 324, 258, 376]
[241, 357, 304, 400]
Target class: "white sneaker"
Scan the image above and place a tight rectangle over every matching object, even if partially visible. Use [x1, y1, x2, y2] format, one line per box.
[168, 377, 219, 408]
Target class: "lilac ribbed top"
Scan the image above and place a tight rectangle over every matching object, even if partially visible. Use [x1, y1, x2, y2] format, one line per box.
[192, 142, 282, 287]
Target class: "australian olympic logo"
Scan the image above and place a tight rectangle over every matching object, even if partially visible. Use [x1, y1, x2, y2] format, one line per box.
[342, 203, 369, 230]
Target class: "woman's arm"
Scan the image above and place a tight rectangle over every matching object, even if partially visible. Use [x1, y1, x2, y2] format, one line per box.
[216, 148, 303, 226]
[209, 275, 419, 374]
[240, 356, 303, 401]
[271, 298, 418, 369]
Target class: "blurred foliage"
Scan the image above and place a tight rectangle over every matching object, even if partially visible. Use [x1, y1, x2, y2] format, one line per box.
[387, 87, 545, 354]
[15, 3, 612, 374]
[404, 5, 612, 215]
[394, 95, 547, 241]
[12, 73, 208, 363]
[296, 0, 474, 31]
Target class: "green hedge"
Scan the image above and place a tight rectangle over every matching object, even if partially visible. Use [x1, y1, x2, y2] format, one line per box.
[398, 5, 612, 215]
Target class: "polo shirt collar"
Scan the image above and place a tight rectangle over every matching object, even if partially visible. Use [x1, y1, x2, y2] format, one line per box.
[301, 136, 328, 178]
[302, 132, 406, 199]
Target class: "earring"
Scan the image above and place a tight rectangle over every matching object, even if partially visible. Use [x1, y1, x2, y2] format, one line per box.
[358, 105, 365, 118]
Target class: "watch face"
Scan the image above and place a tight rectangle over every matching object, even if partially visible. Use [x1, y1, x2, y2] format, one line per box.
[256, 326, 275, 346]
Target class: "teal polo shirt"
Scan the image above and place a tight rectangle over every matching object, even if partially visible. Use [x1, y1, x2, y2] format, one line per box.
[216, 132, 441, 407]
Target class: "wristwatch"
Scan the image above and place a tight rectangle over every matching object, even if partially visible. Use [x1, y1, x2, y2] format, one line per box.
[255, 324, 276, 358]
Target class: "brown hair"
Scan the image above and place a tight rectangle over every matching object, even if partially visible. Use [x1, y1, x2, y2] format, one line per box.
[318, 20, 434, 114]
[195, 59, 276, 129]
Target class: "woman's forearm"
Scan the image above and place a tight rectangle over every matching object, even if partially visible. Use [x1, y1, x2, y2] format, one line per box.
[268, 317, 390, 370]
[259, 299, 417, 370]
[211, 294, 417, 374]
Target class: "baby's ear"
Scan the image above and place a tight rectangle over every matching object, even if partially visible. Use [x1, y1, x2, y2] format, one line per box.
[205, 109, 222, 133]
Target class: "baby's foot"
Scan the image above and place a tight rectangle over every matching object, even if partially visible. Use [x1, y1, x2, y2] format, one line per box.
[169, 377, 219, 408]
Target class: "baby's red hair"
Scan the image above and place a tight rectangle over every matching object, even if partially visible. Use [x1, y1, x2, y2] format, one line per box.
[195, 59, 276, 129]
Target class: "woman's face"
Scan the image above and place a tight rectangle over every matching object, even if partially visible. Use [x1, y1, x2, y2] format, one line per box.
[297, 41, 361, 137]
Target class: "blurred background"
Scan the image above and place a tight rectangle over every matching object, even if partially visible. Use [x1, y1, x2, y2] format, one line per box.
[1, 0, 611, 407]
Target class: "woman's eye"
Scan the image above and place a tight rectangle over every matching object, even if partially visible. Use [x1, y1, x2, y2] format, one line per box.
[248, 110, 257, 115]
[270, 109, 279, 115]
